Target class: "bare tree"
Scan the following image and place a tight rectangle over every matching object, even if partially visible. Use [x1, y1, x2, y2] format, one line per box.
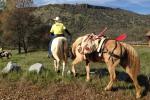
[1, 0, 37, 53]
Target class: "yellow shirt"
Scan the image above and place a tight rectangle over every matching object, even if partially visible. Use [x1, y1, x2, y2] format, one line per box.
[50, 22, 66, 35]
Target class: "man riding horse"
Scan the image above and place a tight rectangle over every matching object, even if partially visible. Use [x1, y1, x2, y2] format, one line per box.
[49, 17, 72, 76]
[48, 16, 72, 58]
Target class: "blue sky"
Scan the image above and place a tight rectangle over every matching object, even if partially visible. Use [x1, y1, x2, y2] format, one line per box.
[33, 0, 150, 15]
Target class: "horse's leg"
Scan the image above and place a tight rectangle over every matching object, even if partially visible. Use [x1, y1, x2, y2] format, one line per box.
[62, 56, 67, 76]
[62, 61, 65, 76]
[125, 66, 142, 98]
[85, 60, 90, 81]
[104, 58, 120, 91]
[56, 59, 60, 73]
[54, 60, 57, 72]
[72, 56, 83, 77]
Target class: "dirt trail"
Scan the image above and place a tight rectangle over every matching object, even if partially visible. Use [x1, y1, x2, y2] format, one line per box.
[0, 81, 149, 100]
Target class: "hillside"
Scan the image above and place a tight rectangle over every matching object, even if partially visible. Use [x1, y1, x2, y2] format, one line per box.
[33, 4, 150, 41]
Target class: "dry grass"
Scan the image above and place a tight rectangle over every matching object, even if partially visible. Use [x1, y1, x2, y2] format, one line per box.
[0, 47, 150, 100]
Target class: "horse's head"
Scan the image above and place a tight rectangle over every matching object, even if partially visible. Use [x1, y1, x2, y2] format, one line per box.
[79, 33, 101, 54]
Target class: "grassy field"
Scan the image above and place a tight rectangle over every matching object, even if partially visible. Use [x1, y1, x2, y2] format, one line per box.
[0, 46, 150, 100]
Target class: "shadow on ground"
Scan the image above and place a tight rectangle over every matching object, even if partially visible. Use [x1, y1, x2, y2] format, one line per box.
[79, 67, 150, 96]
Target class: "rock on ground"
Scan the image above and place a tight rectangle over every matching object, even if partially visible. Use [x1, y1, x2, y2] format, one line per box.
[1, 61, 21, 73]
[28, 63, 44, 74]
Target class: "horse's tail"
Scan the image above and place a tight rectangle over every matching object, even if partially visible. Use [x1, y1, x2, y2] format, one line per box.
[62, 38, 68, 59]
[121, 42, 140, 75]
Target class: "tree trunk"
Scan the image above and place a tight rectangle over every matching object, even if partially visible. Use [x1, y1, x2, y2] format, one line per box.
[23, 39, 28, 53]
[18, 40, 21, 54]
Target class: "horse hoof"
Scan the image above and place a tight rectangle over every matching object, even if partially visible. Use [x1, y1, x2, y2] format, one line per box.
[104, 87, 111, 91]
[136, 87, 142, 99]
[86, 79, 90, 82]
[57, 70, 60, 73]
[136, 91, 142, 99]
[136, 94, 141, 99]
[70, 72, 76, 77]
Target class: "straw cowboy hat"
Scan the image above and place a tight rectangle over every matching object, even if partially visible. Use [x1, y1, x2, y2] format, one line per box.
[53, 16, 61, 22]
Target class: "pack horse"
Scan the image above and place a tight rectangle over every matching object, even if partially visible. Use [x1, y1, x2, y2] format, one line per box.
[71, 33, 142, 98]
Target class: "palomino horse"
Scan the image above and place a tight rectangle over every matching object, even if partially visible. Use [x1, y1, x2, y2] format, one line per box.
[51, 37, 68, 76]
[71, 34, 142, 98]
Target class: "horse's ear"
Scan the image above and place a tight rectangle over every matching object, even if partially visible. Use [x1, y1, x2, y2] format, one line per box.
[91, 33, 95, 36]
[83, 34, 91, 42]
[89, 35, 93, 39]
[89, 33, 99, 40]
[89, 33, 96, 39]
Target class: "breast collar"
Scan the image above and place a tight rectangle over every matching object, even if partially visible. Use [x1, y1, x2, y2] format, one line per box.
[97, 37, 107, 57]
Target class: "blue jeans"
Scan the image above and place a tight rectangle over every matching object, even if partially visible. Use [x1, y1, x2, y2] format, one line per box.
[48, 35, 54, 56]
